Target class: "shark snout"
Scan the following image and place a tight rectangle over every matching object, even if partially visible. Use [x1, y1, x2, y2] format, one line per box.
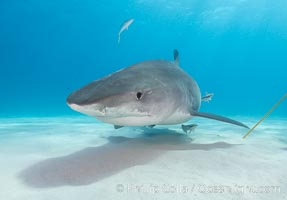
[66, 84, 105, 106]
[66, 90, 107, 116]
[66, 79, 152, 121]
[66, 90, 90, 106]
[67, 102, 107, 117]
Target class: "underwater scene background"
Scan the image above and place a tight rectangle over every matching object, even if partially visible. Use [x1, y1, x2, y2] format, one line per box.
[0, 0, 286, 117]
[0, 1, 287, 200]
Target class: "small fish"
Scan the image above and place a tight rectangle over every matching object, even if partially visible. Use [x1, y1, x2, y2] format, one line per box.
[201, 92, 214, 103]
[118, 18, 134, 44]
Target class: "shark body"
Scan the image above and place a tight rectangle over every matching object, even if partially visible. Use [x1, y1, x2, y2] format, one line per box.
[67, 50, 249, 131]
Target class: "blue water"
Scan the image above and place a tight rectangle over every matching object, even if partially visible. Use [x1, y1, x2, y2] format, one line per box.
[0, 0, 286, 117]
[1, 2, 287, 199]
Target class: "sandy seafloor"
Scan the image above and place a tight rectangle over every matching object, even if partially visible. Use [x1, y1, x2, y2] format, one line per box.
[0, 116, 286, 200]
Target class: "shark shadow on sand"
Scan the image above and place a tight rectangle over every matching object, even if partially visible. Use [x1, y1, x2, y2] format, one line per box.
[19, 129, 240, 188]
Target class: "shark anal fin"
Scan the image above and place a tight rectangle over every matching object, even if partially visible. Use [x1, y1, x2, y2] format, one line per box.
[182, 124, 198, 134]
[114, 125, 124, 129]
[190, 110, 249, 129]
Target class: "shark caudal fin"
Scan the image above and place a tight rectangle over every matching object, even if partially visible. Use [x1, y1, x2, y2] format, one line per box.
[190, 110, 249, 129]
[118, 34, 121, 44]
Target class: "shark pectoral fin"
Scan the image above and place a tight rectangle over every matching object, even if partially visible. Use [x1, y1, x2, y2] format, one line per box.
[114, 125, 124, 129]
[181, 124, 198, 134]
[190, 110, 249, 129]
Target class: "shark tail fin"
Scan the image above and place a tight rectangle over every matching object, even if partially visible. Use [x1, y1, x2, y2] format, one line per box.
[190, 110, 249, 129]
[173, 49, 179, 66]
[118, 34, 121, 44]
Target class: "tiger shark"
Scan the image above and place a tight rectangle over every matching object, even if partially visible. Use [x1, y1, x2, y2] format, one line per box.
[67, 50, 249, 132]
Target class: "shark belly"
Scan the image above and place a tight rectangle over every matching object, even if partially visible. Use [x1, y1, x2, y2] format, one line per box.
[97, 116, 162, 126]
[158, 109, 192, 125]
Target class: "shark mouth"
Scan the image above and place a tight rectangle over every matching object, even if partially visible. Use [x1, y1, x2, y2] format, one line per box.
[68, 103, 149, 118]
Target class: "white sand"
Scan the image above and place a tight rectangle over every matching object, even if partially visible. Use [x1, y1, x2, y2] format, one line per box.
[0, 116, 286, 200]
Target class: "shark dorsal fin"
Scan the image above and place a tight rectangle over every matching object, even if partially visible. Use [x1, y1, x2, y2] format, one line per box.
[173, 49, 179, 66]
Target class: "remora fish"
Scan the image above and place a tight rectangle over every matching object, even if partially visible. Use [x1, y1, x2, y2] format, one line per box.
[118, 18, 134, 44]
[201, 92, 214, 103]
[67, 50, 249, 132]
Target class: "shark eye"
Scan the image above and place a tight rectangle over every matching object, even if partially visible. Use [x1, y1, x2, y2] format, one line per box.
[136, 92, 143, 100]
